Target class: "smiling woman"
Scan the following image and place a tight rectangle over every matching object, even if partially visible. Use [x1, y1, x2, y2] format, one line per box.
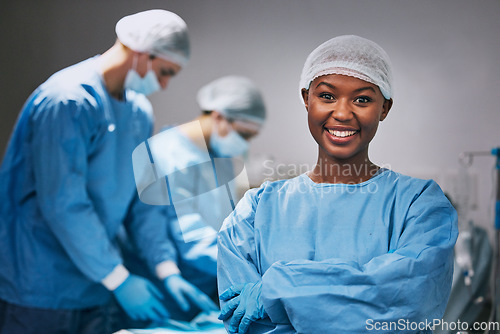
[303, 74, 392, 182]
[299, 34, 394, 184]
[216, 35, 458, 334]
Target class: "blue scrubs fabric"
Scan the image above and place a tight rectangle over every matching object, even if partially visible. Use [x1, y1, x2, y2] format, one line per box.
[152, 126, 236, 244]
[121, 127, 223, 320]
[151, 125, 235, 272]
[0, 57, 176, 310]
[217, 169, 458, 333]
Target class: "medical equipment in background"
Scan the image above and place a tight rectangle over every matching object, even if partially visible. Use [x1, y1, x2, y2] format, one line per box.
[457, 147, 499, 334]
[454, 162, 476, 287]
[435, 151, 495, 334]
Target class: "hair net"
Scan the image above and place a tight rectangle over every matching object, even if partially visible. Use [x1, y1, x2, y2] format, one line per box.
[197, 76, 266, 125]
[116, 9, 190, 67]
[299, 35, 393, 99]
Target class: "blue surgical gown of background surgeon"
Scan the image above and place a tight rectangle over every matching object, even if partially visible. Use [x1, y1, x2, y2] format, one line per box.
[122, 126, 231, 319]
[0, 56, 176, 309]
[217, 169, 458, 333]
[155, 126, 236, 244]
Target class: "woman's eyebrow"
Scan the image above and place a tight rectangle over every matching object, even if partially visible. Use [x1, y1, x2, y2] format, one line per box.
[315, 82, 376, 94]
[353, 86, 376, 93]
[315, 81, 335, 89]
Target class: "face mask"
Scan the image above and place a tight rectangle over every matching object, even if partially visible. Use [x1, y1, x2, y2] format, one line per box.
[210, 121, 249, 158]
[124, 56, 160, 96]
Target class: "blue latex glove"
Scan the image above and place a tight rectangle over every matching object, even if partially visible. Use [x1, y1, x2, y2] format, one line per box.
[218, 282, 267, 333]
[113, 274, 170, 321]
[164, 274, 219, 313]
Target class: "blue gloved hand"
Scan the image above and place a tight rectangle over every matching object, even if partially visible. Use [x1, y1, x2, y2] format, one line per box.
[163, 274, 219, 313]
[113, 274, 169, 322]
[218, 282, 266, 333]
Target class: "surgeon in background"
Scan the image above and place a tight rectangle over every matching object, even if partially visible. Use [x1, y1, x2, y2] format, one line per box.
[0, 9, 215, 334]
[217, 35, 458, 333]
[123, 75, 266, 321]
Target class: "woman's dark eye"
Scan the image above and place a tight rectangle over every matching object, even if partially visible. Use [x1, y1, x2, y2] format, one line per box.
[355, 96, 372, 103]
[319, 93, 334, 100]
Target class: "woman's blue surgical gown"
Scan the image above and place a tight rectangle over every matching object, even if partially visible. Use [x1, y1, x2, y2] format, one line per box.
[217, 169, 458, 333]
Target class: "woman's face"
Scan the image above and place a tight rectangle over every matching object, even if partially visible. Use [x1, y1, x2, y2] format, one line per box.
[302, 74, 392, 164]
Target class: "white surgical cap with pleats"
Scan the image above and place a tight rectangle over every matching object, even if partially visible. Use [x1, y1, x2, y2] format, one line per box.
[116, 9, 190, 67]
[299, 35, 393, 99]
[197, 76, 266, 125]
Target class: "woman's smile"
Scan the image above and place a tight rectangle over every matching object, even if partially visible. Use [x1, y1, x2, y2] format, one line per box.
[324, 126, 360, 144]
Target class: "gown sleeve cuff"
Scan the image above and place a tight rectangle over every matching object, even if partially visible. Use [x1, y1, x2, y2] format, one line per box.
[262, 298, 291, 324]
[101, 264, 130, 291]
[155, 260, 181, 280]
[261, 272, 291, 324]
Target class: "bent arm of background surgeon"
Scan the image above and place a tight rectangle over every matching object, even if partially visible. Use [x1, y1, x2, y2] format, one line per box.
[124, 196, 181, 280]
[167, 165, 219, 275]
[259, 189, 458, 333]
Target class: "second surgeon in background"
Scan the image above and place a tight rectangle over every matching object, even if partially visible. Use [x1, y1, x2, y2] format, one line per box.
[123, 75, 267, 321]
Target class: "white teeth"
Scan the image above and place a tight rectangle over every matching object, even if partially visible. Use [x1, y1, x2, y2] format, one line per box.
[328, 129, 357, 137]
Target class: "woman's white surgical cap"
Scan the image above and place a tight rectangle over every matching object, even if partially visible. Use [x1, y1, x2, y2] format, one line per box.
[197, 76, 267, 125]
[299, 35, 393, 99]
[116, 9, 190, 67]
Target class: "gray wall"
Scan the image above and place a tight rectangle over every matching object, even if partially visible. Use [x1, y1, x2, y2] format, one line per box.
[1, 0, 499, 235]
